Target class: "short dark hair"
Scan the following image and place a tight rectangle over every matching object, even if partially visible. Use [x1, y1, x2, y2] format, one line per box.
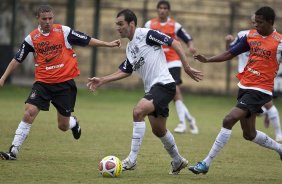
[116, 9, 137, 26]
[36, 5, 53, 17]
[157, 0, 170, 10]
[255, 6, 275, 25]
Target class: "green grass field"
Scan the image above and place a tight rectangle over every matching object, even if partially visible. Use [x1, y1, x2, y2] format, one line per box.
[0, 85, 282, 184]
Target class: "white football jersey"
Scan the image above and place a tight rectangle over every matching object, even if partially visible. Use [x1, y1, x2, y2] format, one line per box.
[230, 30, 250, 73]
[123, 28, 175, 92]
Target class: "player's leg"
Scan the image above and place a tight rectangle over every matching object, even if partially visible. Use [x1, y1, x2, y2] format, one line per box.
[0, 82, 47, 160]
[169, 67, 198, 134]
[176, 86, 198, 134]
[52, 79, 81, 139]
[260, 106, 270, 128]
[264, 101, 282, 141]
[147, 82, 187, 174]
[0, 103, 40, 160]
[189, 106, 246, 174]
[148, 115, 188, 175]
[242, 114, 282, 157]
[122, 98, 151, 171]
[56, 113, 81, 139]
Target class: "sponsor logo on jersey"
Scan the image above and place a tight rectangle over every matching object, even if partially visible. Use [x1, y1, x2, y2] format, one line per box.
[71, 30, 87, 39]
[148, 34, 166, 46]
[132, 57, 145, 71]
[249, 41, 271, 59]
[46, 63, 64, 70]
[247, 66, 260, 76]
[16, 44, 25, 61]
[35, 41, 63, 55]
[45, 54, 59, 63]
[239, 101, 246, 105]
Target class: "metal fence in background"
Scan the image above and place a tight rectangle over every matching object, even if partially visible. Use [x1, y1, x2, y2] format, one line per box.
[1, 0, 282, 96]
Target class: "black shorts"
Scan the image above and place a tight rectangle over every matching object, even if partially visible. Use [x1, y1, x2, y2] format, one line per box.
[144, 82, 176, 118]
[236, 88, 272, 117]
[25, 79, 77, 117]
[169, 67, 182, 85]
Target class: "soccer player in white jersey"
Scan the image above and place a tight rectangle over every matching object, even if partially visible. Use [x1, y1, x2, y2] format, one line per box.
[144, 0, 199, 134]
[226, 14, 282, 142]
[87, 9, 203, 175]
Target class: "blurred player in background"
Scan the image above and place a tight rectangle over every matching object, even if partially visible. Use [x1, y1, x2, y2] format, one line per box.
[225, 14, 282, 142]
[145, 0, 199, 134]
[0, 5, 121, 160]
[189, 6, 282, 174]
[87, 9, 203, 174]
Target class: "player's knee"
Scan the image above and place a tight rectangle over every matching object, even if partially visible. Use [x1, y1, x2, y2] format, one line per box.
[133, 108, 145, 121]
[222, 115, 236, 129]
[242, 131, 256, 141]
[23, 108, 37, 122]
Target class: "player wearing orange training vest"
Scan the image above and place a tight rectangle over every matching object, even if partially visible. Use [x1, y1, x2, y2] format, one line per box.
[189, 6, 282, 174]
[0, 5, 121, 160]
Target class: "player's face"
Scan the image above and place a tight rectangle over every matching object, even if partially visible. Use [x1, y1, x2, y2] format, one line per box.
[254, 15, 272, 36]
[157, 4, 169, 21]
[37, 11, 54, 33]
[115, 16, 132, 39]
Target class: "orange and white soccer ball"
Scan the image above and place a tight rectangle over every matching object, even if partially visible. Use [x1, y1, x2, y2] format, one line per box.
[99, 155, 122, 177]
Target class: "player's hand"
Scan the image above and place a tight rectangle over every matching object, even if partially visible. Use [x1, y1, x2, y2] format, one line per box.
[183, 66, 203, 82]
[109, 39, 121, 48]
[225, 35, 234, 42]
[193, 54, 209, 63]
[87, 77, 102, 92]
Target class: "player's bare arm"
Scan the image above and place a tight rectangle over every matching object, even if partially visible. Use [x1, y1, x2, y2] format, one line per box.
[187, 41, 196, 54]
[171, 39, 203, 82]
[194, 51, 234, 63]
[87, 69, 131, 92]
[88, 38, 121, 47]
[0, 59, 20, 87]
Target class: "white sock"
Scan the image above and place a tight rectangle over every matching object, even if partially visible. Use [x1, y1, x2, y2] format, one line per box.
[203, 127, 232, 166]
[69, 116, 77, 129]
[175, 100, 186, 127]
[252, 130, 282, 153]
[267, 106, 282, 136]
[183, 104, 194, 123]
[128, 121, 146, 162]
[11, 121, 32, 155]
[159, 130, 182, 162]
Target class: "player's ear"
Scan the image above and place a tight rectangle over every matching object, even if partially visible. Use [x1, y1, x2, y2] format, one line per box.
[129, 21, 135, 27]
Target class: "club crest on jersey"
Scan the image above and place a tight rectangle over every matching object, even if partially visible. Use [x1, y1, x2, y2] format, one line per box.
[272, 34, 281, 41]
[33, 33, 41, 40]
[130, 45, 139, 59]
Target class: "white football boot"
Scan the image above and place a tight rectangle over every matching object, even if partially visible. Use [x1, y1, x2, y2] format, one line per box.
[122, 157, 137, 171]
[169, 157, 189, 175]
[174, 123, 187, 133]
